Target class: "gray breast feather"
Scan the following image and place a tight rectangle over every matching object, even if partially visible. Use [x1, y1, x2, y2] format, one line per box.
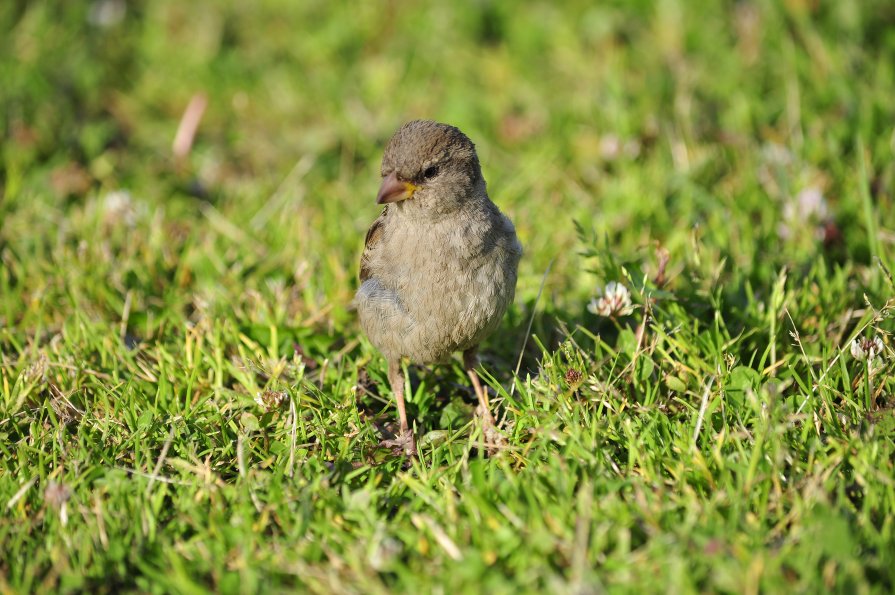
[356, 202, 520, 363]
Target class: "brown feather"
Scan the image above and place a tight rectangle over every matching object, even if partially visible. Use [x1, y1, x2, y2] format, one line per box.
[359, 206, 388, 282]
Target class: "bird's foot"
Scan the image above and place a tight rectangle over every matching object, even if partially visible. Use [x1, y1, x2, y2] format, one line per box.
[476, 407, 507, 454]
[380, 430, 417, 457]
[482, 423, 507, 453]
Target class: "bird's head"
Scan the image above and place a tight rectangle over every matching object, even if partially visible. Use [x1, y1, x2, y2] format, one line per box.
[377, 120, 485, 215]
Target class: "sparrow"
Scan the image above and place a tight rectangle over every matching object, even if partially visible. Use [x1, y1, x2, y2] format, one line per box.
[355, 120, 522, 455]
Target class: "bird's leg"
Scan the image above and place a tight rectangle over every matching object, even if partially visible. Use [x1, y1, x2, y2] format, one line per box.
[384, 359, 416, 456]
[388, 360, 410, 434]
[463, 348, 497, 431]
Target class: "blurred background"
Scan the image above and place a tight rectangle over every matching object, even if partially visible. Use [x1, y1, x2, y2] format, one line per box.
[2, 0, 894, 342]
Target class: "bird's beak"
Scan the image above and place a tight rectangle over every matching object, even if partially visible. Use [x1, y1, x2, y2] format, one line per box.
[377, 172, 416, 204]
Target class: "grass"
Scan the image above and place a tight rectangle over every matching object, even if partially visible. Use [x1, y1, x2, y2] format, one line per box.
[2, 0, 895, 592]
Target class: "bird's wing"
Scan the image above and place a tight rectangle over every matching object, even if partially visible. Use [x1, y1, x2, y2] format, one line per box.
[359, 206, 388, 282]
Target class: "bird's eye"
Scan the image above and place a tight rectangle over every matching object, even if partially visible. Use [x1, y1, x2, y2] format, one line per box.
[422, 165, 439, 180]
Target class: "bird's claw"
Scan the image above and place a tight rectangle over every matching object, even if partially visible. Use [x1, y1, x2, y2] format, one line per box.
[381, 430, 417, 457]
[478, 411, 507, 454]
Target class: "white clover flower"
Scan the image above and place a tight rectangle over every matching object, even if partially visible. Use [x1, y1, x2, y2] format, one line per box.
[850, 336, 884, 362]
[102, 190, 142, 227]
[599, 134, 641, 161]
[795, 187, 829, 219]
[588, 281, 634, 318]
[88, 0, 126, 27]
[255, 390, 288, 411]
[760, 143, 793, 168]
[779, 186, 829, 240]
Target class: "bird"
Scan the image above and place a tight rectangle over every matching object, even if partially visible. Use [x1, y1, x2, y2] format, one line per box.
[355, 120, 522, 455]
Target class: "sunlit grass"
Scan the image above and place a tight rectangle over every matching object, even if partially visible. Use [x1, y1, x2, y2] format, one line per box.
[2, 0, 894, 592]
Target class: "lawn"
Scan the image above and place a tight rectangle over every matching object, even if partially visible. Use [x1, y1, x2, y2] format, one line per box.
[2, 0, 895, 592]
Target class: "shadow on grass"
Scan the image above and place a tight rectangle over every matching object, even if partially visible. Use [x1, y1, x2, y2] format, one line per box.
[348, 297, 579, 439]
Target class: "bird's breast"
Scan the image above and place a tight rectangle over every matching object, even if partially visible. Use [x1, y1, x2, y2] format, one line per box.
[361, 211, 520, 360]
